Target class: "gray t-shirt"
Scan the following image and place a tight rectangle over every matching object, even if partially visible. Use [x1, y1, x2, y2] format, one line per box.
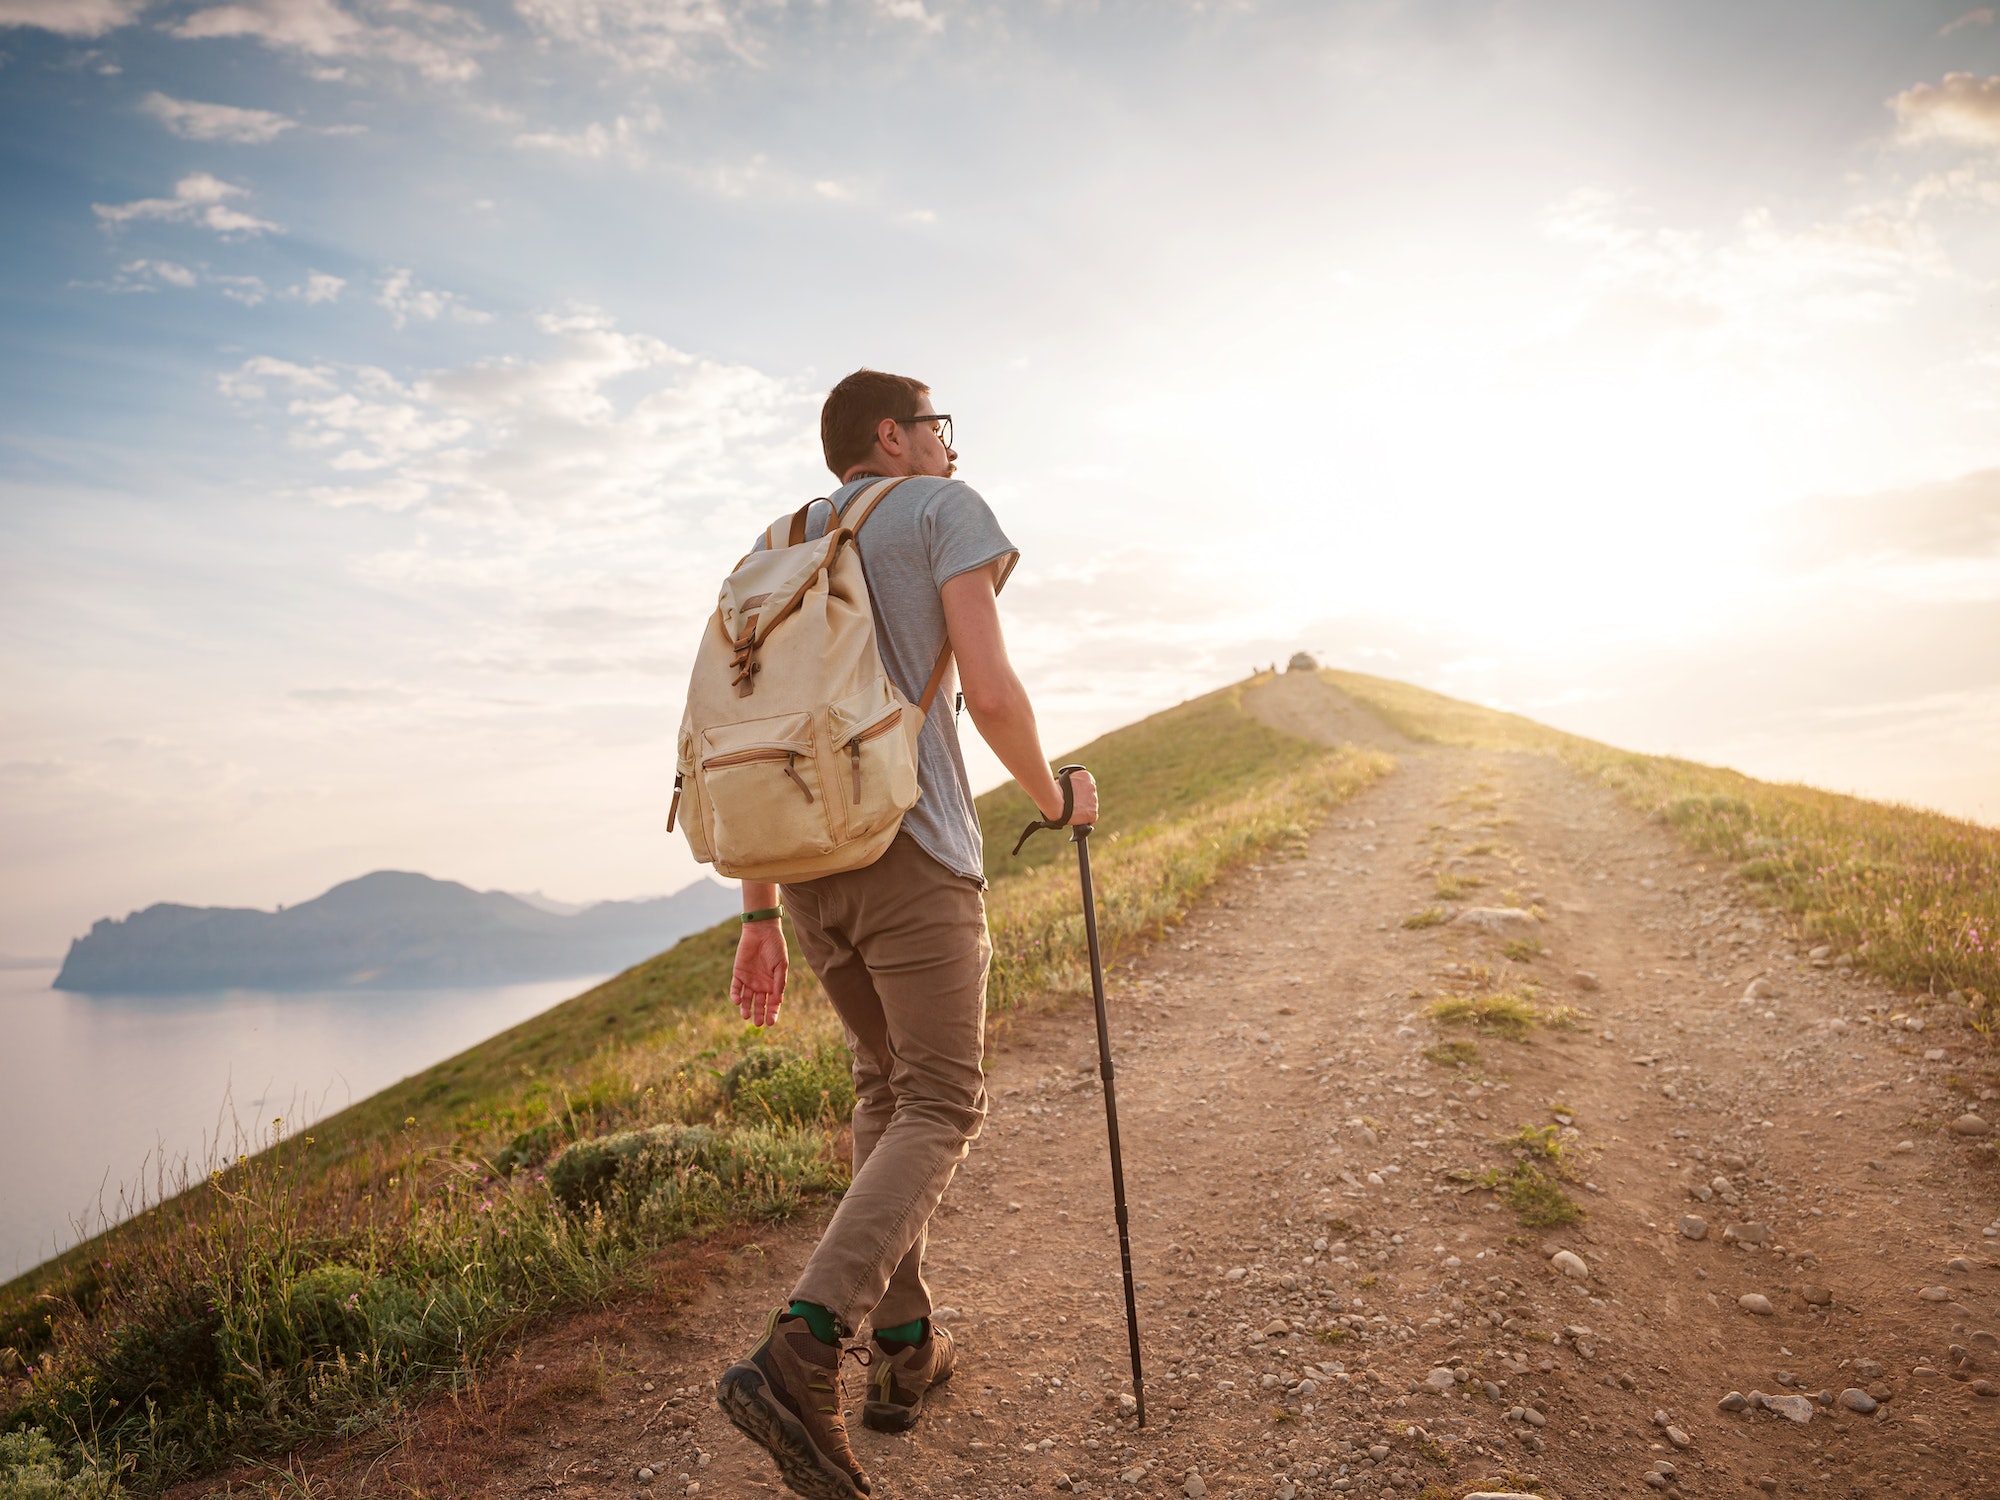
[751, 474, 1017, 885]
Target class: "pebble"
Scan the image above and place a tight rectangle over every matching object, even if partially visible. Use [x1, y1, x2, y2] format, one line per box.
[1119, 1464, 1147, 1483]
[1738, 1293, 1774, 1316]
[1918, 1286, 1951, 1301]
[1425, 1367, 1457, 1393]
[1642, 1478, 1668, 1492]
[1551, 1249, 1589, 1279]
[1722, 1221, 1770, 1246]
[1951, 1114, 1993, 1137]
[1947, 1256, 1974, 1274]
[1838, 1388, 1877, 1414]
[1973, 1381, 2000, 1399]
[1184, 1476, 1208, 1499]
[1799, 1285, 1833, 1306]
[1571, 971, 1602, 991]
[1116, 1393, 1138, 1416]
[1262, 1317, 1291, 1336]
[1855, 1360, 1884, 1379]
[1764, 1393, 1815, 1424]
[1679, 1215, 1708, 1241]
[1718, 1391, 1750, 1412]
[636, 1468, 654, 1481]
[1665, 1425, 1691, 1449]
[1464, 1494, 1545, 1500]
[1225, 1267, 1247, 1282]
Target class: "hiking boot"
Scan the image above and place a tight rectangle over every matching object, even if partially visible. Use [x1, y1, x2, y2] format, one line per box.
[717, 1309, 872, 1500]
[862, 1322, 955, 1432]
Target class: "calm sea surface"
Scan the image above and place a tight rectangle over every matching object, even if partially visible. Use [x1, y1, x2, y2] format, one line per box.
[1, 966, 605, 1279]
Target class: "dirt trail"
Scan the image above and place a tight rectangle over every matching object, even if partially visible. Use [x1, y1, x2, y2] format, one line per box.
[361, 686, 2000, 1500]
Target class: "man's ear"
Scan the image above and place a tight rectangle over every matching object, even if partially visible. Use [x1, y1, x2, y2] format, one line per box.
[875, 416, 905, 458]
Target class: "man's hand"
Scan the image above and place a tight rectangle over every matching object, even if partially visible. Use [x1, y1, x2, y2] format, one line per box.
[731, 919, 788, 1028]
[1044, 768, 1099, 828]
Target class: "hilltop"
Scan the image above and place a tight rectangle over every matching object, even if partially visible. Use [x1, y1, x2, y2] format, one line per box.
[53, 871, 737, 993]
[4, 669, 1995, 1500]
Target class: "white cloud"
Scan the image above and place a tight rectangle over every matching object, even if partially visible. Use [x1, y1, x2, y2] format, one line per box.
[874, 0, 941, 34]
[1893, 72, 2000, 150]
[92, 172, 280, 235]
[513, 0, 763, 73]
[116, 258, 197, 289]
[1940, 9, 1994, 36]
[1542, 183, 1952, 347]
[376, 268, 490, 329]
[219, 307, 817, 532]
[0, 0, 145, 36]
[213, 273, 268, 305]
[514, 107, 659, 164]
[141, 91, 297, 143]
[171, 0, 483, 83]
[295, 270, 345, 303]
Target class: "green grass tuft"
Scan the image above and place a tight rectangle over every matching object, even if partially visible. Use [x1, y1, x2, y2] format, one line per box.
[1480, 1162, 1583, 1227]
[1425, 991, 1579, 1040]
[1421, 1039, 1480, 1069]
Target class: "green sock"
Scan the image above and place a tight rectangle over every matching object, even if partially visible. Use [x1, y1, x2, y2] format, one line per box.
[786, 1300, 839, 1345]
[874, 1316, 926, 1348]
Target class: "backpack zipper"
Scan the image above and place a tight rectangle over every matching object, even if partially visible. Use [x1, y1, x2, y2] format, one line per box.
[702, 745, 817, 803]
[844, 710, 904, 802]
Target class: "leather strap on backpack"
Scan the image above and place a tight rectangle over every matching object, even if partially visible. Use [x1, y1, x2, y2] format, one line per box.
[917, 644, 954, 716]
[838, 475, 909, 536]
[840, 477, 953, 717]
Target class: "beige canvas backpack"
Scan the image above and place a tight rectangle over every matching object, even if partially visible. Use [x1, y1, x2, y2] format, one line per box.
[667, 477, 953, 883]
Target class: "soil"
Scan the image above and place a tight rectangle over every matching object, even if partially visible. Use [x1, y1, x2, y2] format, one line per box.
[266, 674, 1999, 1500]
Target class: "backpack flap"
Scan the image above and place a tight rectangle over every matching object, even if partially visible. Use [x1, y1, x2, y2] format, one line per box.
[716, 531, 850, 697]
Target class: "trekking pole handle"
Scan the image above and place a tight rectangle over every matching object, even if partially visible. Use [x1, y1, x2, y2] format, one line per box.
[1008, 763, 1087, 857]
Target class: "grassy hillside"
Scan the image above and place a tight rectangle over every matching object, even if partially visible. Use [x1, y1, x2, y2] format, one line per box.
[0, 678, 1390, 1497]
[1328, 668, 1999, 1033]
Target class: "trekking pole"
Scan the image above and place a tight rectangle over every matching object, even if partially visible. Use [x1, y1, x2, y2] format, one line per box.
[1011, 764, 1146, 1426]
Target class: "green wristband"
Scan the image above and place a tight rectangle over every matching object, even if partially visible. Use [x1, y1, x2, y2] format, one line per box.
[741, 907, 783, 925]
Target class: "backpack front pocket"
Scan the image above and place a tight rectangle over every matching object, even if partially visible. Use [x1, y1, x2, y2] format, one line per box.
[699, 713, 834, 866]
[833, 703, 920, 841]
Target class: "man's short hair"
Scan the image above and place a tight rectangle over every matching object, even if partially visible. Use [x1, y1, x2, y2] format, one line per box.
[821, 368, 930, 478]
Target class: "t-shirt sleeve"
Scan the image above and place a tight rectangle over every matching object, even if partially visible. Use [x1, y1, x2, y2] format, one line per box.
[923, 481, 1020, 595]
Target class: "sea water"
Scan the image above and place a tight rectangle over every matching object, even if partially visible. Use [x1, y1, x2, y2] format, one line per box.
[0, 966, 606, 1279]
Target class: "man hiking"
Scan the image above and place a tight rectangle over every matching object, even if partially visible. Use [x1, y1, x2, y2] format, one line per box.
[715, 369, 1097, 1500]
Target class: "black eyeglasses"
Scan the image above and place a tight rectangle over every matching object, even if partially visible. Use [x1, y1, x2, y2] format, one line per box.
[898, 413, 953, 449]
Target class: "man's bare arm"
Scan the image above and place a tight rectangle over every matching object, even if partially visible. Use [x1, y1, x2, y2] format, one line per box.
[941, 566, 1097, 827]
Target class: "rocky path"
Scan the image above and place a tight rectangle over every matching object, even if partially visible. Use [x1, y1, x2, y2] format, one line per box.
[396, 691, 1999, 1500]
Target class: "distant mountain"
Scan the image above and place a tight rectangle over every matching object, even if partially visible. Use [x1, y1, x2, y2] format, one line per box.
[53, 872, 740, 994]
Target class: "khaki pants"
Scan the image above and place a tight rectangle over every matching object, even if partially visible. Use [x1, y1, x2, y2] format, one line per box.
[781, 832, 990, 1332]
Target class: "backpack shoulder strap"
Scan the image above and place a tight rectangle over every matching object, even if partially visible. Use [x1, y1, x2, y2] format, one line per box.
[831, 475, 950, 714]
[917, 644, 954, 715]
[838, 475, 911, 536]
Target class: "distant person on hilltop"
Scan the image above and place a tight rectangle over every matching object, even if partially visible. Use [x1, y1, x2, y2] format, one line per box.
[714, 369, 1097, 1499]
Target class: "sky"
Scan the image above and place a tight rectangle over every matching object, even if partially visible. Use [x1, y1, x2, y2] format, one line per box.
[2, 0, 1999, 960]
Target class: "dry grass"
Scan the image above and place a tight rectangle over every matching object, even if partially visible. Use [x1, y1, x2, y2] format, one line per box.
[1403, 907, 1450, 930]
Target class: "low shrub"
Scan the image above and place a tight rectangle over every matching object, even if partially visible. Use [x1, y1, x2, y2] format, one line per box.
[0, 1428, 121, 1500]
[724, 1045, 856, 1127]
